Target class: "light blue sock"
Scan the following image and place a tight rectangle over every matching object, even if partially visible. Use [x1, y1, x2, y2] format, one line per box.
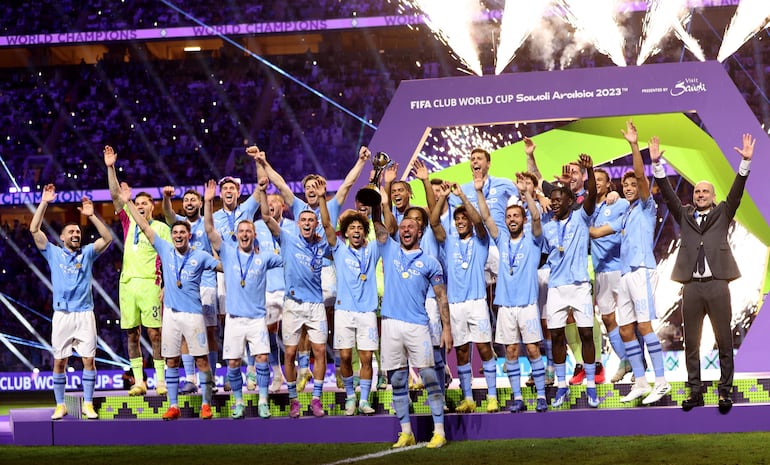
[545, 339, 553, 366]
[584, 360, 596, 384]
[483, 358, 497, 397]
[555, 363, 567, 386]
[505, 358, 522, 398]
[458, 363, 473, 398]
[390, 370, 410, 426]
[256, 361, 270, 402]
[53, 372, 66, 404]
[228, 366, 243, 402]
[199, 370, 212, 405]
[334, 351, 342, 370]
[359, 379, 372, 404]
[287, 381, 297, 399]
[166, 367, 180, 406]
[312, 380, 323, 398]
[246, 347, 256, 371]
[419, 367, 444, 426]
[182, 353, 195, 381]
[608, 327, 626, 361]
[530, 357, 546, 398]
[343, 375, 355, 398]
[624, 339, 646, 379]
[82, 369, 96, 403]
[643, 332, 666, 378]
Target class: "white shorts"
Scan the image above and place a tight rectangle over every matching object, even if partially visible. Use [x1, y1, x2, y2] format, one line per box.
[450, 299, 492, 347]
[222, 314, 269, 360]
[265, 290, 285, 325]
[321, 265, 337, 307]
[537, 268, 550, 319]
[333, 309, 379, 351]
[425, 296, 442, 347]
[161, 309, 208, 358]
[546, 282, 593, 329]
[594, 270, 621, 316]
[495, 304, 543, 345]
[485, 244, 499, 285]
[380, 318, 435, 372]
[216, 273, 227, 315]
[617, 268, 659, 326]
[282, 298, 328, 346]
[52, 311, 97, 360]
[201, 286, 218, 327]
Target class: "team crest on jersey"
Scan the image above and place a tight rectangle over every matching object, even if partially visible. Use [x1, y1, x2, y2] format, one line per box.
[189, 259, 199, 267]
[603, 208, 612, 217]
[415, 261, 424, 268]
[490, 188, 497, 195]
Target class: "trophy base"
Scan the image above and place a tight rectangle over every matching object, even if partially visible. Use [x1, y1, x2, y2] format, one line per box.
[356, 187, 382, 207]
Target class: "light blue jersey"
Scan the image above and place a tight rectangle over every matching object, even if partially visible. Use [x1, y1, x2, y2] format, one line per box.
[278, 229, 328, 303]
[590, 199, 628, 273]
[331, 240, 381, 312]
[450, 176, 518, 230]
[380, 238, 444, 325]
[212, 195, 259, 242]
[154, 239, 220, 313]
[175, 214, 216, 288]
[41, 243, 100, 312]
[421, 221, 447, 299]
[542, 208, 591, 287]
[256, 219, 295, 292]
[441, 232, 489, 303]
[611, 197, 658, 274]
[218, 242, 283, 319]
[494, 229, 543, 307]
[291, 197, 339, 267]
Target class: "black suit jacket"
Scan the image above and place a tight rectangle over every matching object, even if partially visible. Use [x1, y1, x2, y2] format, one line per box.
[655, 171, 746, 283]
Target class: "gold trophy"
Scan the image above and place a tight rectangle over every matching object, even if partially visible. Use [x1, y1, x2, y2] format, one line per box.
[355, 151, 391, 207]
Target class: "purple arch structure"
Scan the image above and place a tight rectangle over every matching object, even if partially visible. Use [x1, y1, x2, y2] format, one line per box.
[350, 61, 770, 373]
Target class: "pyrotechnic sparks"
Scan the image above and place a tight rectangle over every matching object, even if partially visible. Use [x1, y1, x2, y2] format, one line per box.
[554, 0, 628, 67]
[637, 0, 705, 65]
[717, 0, 770, 62]
[495, 0, 554, 75]
[403, 0, 484, 76]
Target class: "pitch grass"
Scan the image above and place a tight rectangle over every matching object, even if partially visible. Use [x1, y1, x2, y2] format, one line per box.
[2, 433, 770, 465]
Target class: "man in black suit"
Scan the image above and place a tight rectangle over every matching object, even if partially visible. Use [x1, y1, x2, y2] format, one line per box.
[651, 133, 755, 414]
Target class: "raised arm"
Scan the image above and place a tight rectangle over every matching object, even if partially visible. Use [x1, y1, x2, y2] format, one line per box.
[80, 196, 113, 254]
[246, 145, 269, 202]
[253, 147, 295, 206]
[317, 179, 337, 247]
[161, 185, 177, 225]
[524, 137, 544, 189]
[203, 179, 222, 252]
[477, 176, 498, 239]
[649, 136, 684, 223]
[452, 182, 486, 240]
[257, 176, 281, 238]
[622, 120, 650, 201]
[519, 173, 542, 238]
[429, 181, 450, 243]
[104, 145, 125, 212]
[725, 133, 756, 217]
[382, 162, 399, 212]
[121, 182, 156, 244]
[29, 184, 55, 250]
[412, 159, 436, 213]
[380, 182, 398, 237]
[334, 146, 370, 205]
[580, 154, 597, 217]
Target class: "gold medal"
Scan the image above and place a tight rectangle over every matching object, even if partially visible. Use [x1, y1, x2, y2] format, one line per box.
[558, 246, 564, 253]
[274, 248, 280, 254]
[75, 263, 81, 269]
[401, 271, 409, 279]
[360, 273, 367, 281]
[176, 280, 182, 288]
[240, 279, 245, 287]
[509, 267, 513, 275]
